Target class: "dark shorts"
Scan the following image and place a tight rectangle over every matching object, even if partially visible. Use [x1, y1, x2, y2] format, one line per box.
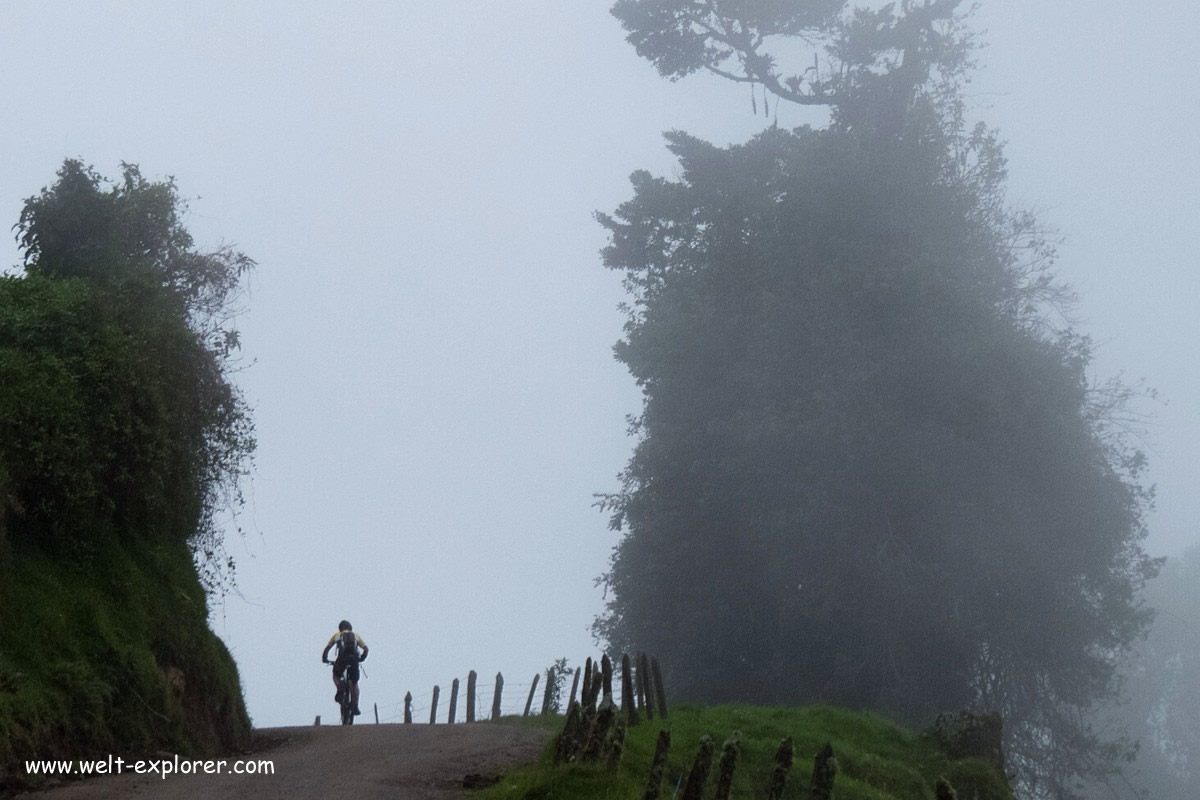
[333, 657, 360, 683]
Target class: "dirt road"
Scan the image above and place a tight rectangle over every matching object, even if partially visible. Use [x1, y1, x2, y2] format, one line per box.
[25, 723, 550, 799]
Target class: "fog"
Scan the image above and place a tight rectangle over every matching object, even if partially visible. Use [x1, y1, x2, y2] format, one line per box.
[1, 0, 1196, 734]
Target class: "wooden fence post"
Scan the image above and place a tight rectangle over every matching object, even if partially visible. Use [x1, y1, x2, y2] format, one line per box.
[429, 685, 440, 725]
[491, 672, 504, 721]
[681, 735, 715, 800]
[638, 652, 653, 720]
[643, 729, 671, 800]
[582, 701, 616, 761]
[374, 703, 379, 725]
[651, 656, 668, 718]
[581, 657, 594, 705]
[466, 670, 477, 723]
[606, 716, 627, 772]
[621, 654, 639, 726]
[449, 677, 460, 724]
[600, 654, 614, 705]
[714, 734, 739, 800]
[523, 673, 540, 717]
[541, 666, 556, 715]
[577, 660, 600, 743]
[568, 666, 581, 708]
[635, 652, 649, 717]
[810, 742, 837, 800]
[765, 737, 794, 800]
[554, 701, 583, 764]
[404, 692, 413, 724]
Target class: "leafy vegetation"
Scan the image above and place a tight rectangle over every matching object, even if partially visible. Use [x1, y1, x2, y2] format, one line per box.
[543, 659, 572, 715]
[0, 160, 254, 789]
[7, 160, 254, 593]
[478, 704, 1012, 800]
[596, 3, 1158, 797]
[0, 536, 249, 790]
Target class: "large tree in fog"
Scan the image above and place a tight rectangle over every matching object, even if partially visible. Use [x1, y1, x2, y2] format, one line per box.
[1081, 549, 1200, 800]
[594, 2, 1157, 797]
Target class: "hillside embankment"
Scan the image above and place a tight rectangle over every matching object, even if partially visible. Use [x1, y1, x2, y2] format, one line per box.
[0, 163, 259, 796]
[0, 537, 251, 796]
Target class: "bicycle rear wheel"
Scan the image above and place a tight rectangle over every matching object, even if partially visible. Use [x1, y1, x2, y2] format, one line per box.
[340, 678, 354, 725]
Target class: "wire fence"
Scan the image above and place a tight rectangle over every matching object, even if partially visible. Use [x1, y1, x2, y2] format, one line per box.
[375, 680, 545, 725]
[369, 656, 663, 726]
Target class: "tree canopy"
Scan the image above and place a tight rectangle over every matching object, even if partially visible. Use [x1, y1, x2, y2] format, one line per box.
[595, 3, 1157, 797]
[0, 160, 254, 593]
[611, 0, 974, 132]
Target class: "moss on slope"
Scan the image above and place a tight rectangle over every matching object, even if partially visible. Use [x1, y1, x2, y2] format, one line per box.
[0, 536, 249, 792]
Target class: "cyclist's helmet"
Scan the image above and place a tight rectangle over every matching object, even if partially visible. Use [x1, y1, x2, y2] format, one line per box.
[339, 620, 352, 632]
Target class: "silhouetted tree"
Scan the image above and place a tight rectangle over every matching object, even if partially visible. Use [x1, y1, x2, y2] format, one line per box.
[612, 0, 974, 134]
[595, 3, 1157, 798]
[1, 160, 254, 593]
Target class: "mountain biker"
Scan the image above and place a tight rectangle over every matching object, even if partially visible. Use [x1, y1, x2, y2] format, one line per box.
[321, 619, 369, 716]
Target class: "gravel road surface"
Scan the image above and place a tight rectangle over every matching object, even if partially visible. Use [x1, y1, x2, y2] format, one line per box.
[22, 723, 550, 800]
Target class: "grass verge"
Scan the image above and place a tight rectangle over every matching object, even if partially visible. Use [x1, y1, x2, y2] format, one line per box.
[476, 704, 1012, 800]
[0, 536, 249, 793]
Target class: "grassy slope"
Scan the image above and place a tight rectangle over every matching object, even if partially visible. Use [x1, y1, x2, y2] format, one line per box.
[0, 536, 249, 791]
[484, 704, 1012, 800]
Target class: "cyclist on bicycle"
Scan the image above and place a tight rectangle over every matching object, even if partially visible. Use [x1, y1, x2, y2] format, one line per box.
[321, 619, 369, 716]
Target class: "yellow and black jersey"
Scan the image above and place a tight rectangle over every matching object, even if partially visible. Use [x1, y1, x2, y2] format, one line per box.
[326, 631, 367, 665]
[326, 631, 367, 650]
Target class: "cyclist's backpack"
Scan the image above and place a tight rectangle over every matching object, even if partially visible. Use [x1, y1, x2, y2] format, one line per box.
[337, 631, 358, 662]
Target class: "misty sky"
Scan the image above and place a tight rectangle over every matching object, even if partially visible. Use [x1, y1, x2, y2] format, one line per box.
[1, 2, 1196, 729]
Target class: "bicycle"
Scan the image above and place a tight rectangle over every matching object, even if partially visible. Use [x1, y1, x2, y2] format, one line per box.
[323, 658, 357, 725]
